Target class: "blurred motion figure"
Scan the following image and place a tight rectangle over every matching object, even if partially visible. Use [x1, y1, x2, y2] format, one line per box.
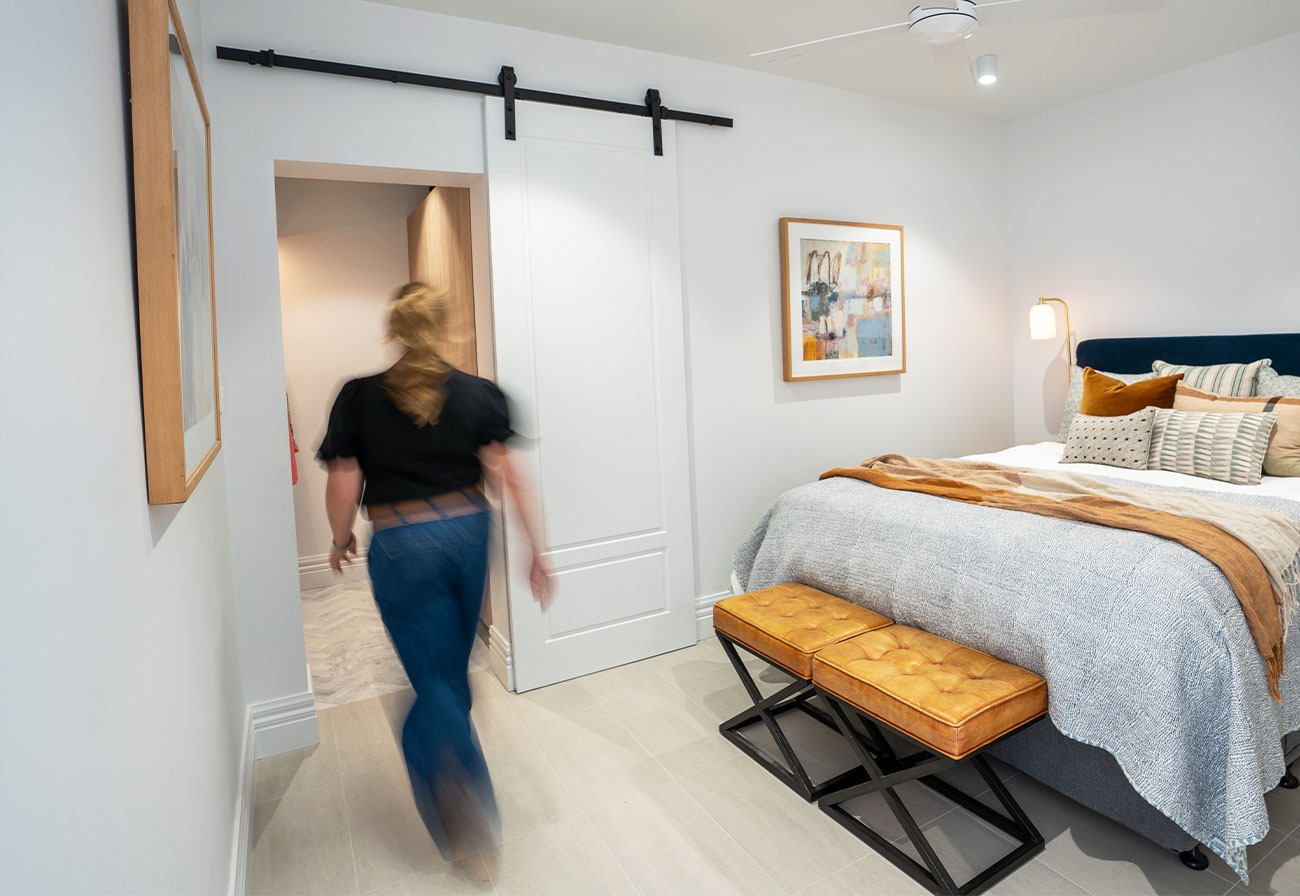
[318, 281, 553, 859]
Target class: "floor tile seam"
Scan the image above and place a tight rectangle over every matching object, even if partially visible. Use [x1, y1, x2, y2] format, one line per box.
[581, 809, 652, 896]
[653, 757, 803, 896]
[332, 742, 365, 896]
[1207, 862, 1247, 889]
[591, 698, 670, 768]
[1031, 849, 1102, 894]
[355, 855, 459, 896]
[888, 802, 960, 845]
[1246, 824, 1296, 866]
[1024, 857, 1100, 896]
[515, 710, 589, 817]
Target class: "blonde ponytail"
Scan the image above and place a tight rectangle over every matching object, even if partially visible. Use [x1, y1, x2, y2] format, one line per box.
[384, 282, 453, 426]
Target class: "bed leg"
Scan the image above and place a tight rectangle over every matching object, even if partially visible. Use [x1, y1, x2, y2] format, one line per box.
[1178, 846, 1209, 871]
[1281, 771, 1299, 790]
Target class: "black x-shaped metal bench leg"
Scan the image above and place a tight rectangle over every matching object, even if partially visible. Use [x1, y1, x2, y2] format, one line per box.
[716, 634, 867, 801]
[817, 692, 1045, 896]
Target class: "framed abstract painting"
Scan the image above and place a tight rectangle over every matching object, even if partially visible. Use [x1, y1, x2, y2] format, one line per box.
[780, 218, 905, 382]
[126, 0, 221, 503]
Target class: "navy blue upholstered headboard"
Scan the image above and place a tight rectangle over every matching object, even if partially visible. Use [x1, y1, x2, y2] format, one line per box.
[1076, 334, 1300, 377]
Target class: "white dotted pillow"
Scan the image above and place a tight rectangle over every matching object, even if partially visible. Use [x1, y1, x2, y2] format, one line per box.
[1062, 407, 1157, 469]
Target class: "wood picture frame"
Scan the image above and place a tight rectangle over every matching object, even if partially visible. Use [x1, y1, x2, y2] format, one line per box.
[780, 217, 905, 382]
[127, 0, 221, 504]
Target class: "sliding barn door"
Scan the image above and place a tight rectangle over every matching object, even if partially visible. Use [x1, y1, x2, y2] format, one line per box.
[484, 97, 696, 691]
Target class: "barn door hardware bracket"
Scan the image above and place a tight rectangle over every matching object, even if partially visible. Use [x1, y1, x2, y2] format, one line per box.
[215, 46, 733, 156]
[645, 88, 663, 156]
[498, 65, 517, 141]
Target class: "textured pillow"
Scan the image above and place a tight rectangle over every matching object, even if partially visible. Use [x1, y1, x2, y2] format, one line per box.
[1151, 358, 1270, 397]
[1079, 368, 1182, 417]
[1148, 408, 1278, 485]
[1255, 366, 1300, 399]
[1173, 383, 1300, 477]
[1061, 408, 1156, 469]
[1057, 366, 1153, 442]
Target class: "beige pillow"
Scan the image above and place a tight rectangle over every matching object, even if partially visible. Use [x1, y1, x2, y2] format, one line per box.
[1062, 408, 1156, 470]
[1173, 383, 1300, 477]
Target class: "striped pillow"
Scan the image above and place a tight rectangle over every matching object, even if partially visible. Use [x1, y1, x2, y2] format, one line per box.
[1148, 408, 1278, 486]
[1151, 358, 1270, 396]
[1173, 383, 1300, 477]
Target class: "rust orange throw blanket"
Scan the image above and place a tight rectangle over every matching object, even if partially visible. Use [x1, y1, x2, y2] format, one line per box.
[821, 454, 1290, 700]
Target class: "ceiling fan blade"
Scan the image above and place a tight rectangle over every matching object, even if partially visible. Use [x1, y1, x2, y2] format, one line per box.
[979, 0, 1166, 27]
[931, 43, 972, 86]
[749, 20, 907, 59]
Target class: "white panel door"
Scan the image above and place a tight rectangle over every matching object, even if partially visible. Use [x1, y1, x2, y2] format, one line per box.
[484, 97, 696, 691]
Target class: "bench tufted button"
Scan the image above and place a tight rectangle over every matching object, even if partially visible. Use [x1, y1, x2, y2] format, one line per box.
[712, 583, 893, 679]
[811, 623, 1047, 760]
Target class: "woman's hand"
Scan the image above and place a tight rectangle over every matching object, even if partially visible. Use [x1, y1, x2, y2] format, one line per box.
[530, 551, 556, 612]
[329, 533, 357, 573]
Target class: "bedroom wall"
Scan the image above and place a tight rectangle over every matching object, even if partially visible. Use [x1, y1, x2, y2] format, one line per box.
[276, 177, 427, 588]
[1008, 32, 1300, 444]
[0, 2, 246, 893]
[201, 0, 1012, 715]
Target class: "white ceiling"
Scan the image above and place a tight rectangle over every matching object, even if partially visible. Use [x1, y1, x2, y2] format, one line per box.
[366, 0, 1300, 120]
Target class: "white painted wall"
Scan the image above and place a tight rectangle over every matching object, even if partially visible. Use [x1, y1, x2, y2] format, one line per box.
[0, 2, 246, 893]
[201, 0, 1013, 710]
[1008, 32, 1300, 444]
[276, 177, 427, 587]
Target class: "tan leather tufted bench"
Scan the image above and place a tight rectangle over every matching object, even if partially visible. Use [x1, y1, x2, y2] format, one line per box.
[813, 626, 1047, 760]
[713, 583, 893, 679]
[812, 625, 1046, 896]
[712, 583, 892, 800]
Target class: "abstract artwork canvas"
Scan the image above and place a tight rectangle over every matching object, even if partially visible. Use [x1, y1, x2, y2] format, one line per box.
[780, 218, 905, 381]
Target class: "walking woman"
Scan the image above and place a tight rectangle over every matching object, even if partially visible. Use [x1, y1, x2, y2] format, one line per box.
[318, 281, 553, 858]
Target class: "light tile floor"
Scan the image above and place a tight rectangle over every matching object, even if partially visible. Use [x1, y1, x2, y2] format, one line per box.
[252, 637, 1300, 895]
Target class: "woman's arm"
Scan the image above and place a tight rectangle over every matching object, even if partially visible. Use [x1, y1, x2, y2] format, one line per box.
[480, 441, 556, 609]
[325, 457, 364, 573]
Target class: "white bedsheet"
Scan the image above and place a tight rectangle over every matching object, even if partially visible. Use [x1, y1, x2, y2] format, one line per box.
[964, 441, 1300, 503]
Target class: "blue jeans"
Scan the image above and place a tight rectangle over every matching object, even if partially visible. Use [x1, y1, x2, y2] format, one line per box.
[367, 511, 498, 852]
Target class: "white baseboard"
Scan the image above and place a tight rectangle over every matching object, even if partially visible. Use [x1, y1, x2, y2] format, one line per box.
[695, 590, 731, 641]
[298, 551, 369, 591]
[251, 689, 319, 758]
[228, 706, 255, 896]
[488, 624, 513, 692]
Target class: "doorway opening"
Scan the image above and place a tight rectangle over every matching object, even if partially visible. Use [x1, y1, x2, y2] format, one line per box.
[272, 161, 508, 708]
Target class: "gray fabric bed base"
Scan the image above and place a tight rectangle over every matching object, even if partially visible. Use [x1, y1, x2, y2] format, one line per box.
[991, 720, 1300, 853]
[989, 717, 1195, 851]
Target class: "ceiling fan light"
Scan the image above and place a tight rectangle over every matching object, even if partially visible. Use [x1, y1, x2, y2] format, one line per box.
[908, 1, 979, 45]
[975, 54, 998, 86]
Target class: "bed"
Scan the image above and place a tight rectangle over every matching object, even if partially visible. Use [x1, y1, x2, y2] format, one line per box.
[732, 333, 1300, 881]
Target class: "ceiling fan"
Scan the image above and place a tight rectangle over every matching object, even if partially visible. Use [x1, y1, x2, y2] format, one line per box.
[750, 0, 1167, 86]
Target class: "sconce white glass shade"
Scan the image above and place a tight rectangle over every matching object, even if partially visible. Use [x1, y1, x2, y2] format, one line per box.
[1029, 302, 1057, 340]
[975, 54, 998, 86]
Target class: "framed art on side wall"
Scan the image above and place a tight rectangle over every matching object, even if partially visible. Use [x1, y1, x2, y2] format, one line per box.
[780, 217, 905, 382]
[127, 0, 221, 503]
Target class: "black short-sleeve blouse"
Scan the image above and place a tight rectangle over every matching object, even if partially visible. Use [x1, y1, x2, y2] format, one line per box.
[317, 369, 513, 505]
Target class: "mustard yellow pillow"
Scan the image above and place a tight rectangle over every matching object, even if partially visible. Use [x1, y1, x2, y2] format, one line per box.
[1079, 368, 1183, 417]
[1173, 382, 1300, 477]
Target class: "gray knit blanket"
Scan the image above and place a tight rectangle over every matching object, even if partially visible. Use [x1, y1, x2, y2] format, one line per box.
[733, 473, 1300, 882]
